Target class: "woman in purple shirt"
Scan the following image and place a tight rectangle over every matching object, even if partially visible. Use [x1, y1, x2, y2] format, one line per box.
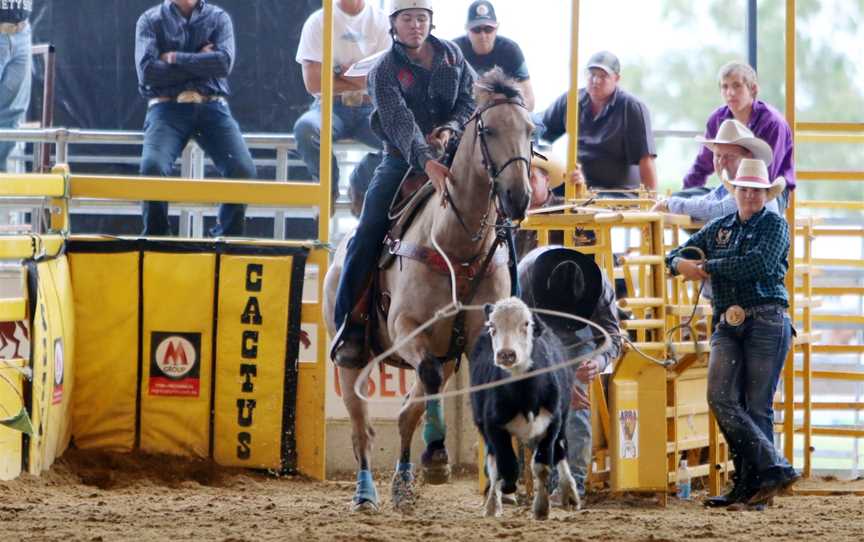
[681, 62, 795, 211]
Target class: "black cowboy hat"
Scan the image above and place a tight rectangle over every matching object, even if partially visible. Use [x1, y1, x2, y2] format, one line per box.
[517, 246, 602, 331]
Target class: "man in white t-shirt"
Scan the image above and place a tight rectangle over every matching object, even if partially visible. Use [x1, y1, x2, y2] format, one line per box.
[294, 0, 391, 207]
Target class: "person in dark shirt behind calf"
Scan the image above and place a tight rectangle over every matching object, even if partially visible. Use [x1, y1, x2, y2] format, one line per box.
[134, 0, 256, 237]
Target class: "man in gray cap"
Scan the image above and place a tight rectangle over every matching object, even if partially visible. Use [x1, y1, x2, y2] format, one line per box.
[453, 0, 535, 110]
[518, 246, 622, 498]
[535, 51, 657, 194]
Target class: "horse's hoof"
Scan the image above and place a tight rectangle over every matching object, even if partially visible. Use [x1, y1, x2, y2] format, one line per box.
[533, 493, 551, 520]
[353, 469, 379, 514]
[391, 468, 417, 513]
[351, 499, 379, 514]
[421, 446, 451, 485]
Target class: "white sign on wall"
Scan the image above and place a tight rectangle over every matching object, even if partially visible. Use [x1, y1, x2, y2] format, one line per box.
[325, 361, 416, 420]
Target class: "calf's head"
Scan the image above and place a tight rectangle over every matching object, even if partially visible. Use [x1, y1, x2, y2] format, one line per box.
[484, 297, 543, 373]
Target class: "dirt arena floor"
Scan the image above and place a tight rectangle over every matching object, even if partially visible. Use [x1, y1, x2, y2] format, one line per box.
[1, 451, 862, 542]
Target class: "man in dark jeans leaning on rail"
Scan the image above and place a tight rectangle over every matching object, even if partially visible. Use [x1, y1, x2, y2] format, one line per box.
[135, 0, 256, 237]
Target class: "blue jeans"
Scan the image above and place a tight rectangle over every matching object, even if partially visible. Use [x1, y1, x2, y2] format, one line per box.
[293, 100, 381, 199]
[563, 325, 596, 494]
[0, 24, 31, 172]
[140, 101, 256, 236]
[334, 153, 408, 328]
[707, 306, 795, 489]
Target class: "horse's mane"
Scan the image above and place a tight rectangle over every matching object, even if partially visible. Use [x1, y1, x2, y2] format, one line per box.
[474, 67, 523, 106]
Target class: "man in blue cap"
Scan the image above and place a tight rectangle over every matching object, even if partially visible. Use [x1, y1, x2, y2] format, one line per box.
[453, 0, 535, 110]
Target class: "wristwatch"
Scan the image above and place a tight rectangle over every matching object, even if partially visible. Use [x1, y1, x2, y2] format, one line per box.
[333, 65, 344, 76]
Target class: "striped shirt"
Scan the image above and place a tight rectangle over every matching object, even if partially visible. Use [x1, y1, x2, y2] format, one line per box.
[135, 0, 235, 100]
[666, 207, 789, 314]
[368, 35, 476, 171]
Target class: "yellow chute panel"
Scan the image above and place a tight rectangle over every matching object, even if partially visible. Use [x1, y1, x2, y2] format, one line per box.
[0, 363, 24, 480]
[140, 252, 215, 458]
[34, 258, 75, 472]
[69, 251, 138, 452]
[213, 256, 293, 469]
[610, 350, 668, 492]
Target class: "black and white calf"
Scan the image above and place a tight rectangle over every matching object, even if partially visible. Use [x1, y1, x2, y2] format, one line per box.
[469, 297, 581, 519]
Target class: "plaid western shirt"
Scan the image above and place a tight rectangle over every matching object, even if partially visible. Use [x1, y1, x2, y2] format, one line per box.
[368, 35, 476, 171]
[666, 207, 789, 314]
[135, 0, 235, 100]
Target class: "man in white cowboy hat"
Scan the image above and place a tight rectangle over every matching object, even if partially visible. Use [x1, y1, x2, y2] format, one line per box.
[666, 157, 797, 509]
[681, 61, 794, 211]
[652, 119, 781, 222]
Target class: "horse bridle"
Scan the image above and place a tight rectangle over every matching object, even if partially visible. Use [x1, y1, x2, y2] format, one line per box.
[474, 98, 534, 184]
[445, 97, 540, 242]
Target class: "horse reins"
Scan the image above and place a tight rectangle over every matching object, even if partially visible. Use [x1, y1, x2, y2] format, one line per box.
[437, 97, 536, 363]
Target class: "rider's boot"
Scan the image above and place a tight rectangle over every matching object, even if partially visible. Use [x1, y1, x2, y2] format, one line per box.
[329, 315, 365, 366]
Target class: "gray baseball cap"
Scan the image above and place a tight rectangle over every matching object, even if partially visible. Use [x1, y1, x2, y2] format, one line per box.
[586, 51, 620, 75]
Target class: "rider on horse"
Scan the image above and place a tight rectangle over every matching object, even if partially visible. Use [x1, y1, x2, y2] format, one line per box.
[330, 0, 477, 364]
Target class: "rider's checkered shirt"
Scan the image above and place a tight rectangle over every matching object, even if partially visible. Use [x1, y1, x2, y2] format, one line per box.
[368, 35, 476, 171]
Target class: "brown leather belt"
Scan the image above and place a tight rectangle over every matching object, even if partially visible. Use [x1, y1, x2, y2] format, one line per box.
[0, 22, 27, 34]
[148, 90, 227, 108]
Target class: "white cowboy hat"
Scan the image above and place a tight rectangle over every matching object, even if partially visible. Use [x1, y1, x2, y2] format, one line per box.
[530, 153, 567, 190]
[722, 158, 786, 201]
[696, 119, 773, 167]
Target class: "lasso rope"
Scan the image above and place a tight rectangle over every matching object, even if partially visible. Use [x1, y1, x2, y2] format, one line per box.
[353, 232, 709, 402]
[353, 229, 611, 405]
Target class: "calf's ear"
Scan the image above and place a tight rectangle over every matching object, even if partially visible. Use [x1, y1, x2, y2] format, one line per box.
[532, 313, 545, 338]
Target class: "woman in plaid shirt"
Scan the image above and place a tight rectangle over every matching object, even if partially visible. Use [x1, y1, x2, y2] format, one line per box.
[666, 158, 799, 509]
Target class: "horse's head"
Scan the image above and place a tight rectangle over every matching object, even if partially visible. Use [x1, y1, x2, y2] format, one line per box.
[470, 68, 534, 222]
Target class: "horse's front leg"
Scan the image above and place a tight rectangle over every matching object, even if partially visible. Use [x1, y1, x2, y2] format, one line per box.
[338, 366, 378, 513]
[419, 359, 456, 484]
[393, 314, 457, 481]
[391, 379, 425, 512]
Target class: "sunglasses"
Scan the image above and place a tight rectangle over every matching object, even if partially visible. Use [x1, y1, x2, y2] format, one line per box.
[470, 26, 496, 34]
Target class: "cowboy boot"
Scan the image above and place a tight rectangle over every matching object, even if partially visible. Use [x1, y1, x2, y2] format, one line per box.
[329, 316, 365, 366]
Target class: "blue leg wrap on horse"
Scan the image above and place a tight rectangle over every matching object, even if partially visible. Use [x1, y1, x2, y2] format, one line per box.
[354, 469, 378, 504]
[396, 462, 414, 480]
[423, 399, 446, 445]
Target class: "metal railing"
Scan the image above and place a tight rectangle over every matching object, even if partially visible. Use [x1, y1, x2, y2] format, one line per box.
[0, 127, 376, 239]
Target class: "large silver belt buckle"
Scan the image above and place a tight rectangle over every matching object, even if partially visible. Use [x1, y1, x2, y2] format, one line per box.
[724, 305, 746, 326]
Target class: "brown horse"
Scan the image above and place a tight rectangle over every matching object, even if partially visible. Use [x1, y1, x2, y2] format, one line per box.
[324, 69, 534, 512]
